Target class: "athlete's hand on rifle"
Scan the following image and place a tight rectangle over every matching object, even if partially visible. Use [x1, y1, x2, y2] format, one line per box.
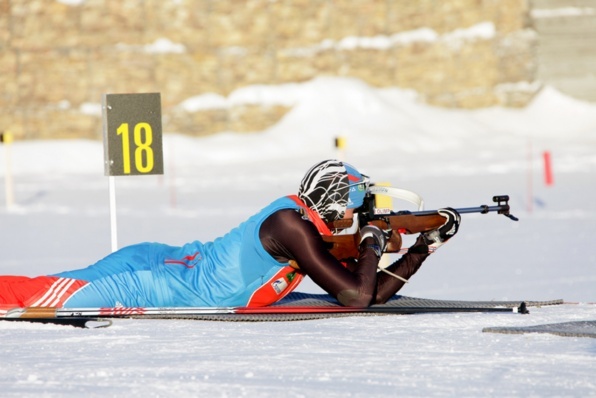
[422, 207, 461, 251]
[323, 195, 516, 261]
[359, 225, 388, 258]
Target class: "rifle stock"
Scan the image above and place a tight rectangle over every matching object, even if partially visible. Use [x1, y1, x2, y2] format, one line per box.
[323, 195, 517, 261]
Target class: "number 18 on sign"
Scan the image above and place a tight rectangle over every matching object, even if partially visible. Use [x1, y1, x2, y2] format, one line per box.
[103, 93, 164, 176]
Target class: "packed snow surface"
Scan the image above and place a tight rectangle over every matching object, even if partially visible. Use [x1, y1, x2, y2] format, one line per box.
[1, 77, 595, 396]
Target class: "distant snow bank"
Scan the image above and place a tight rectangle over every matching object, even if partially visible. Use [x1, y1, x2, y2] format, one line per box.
[1, 77, 595, 176]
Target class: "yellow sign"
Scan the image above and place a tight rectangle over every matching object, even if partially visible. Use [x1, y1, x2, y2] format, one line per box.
[374, 182, 393, 210]
[0, 131, 14, 144]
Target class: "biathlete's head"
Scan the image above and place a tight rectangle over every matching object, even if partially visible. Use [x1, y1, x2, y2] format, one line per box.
[298, 159, 369, 223]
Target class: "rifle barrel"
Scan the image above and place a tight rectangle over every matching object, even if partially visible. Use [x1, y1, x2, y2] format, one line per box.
[410, 204, 518, 221]
[411, 205, 490, 216]
[367, 194, 518, 224]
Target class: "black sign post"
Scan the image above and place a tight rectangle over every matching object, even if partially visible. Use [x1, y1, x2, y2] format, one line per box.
[102, 93, 164, 251]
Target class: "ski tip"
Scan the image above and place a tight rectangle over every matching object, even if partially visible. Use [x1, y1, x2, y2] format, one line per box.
[85, 319, 113, 329]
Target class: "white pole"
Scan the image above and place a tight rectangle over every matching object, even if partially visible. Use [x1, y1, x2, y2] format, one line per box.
[108, 176, 118, 252]
[168, 136, 177, 209]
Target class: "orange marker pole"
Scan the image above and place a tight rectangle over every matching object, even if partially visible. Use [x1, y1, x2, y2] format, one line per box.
[543, 151, 554, 186]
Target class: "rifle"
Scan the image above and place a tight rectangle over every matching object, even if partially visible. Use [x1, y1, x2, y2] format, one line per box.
[322, 191, 518, 261]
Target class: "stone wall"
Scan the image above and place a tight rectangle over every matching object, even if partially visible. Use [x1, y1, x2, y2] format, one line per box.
[1, 0, 538, 140]
[531, 0, 596, 103]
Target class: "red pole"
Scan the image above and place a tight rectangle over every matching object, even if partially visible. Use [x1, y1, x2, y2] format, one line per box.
[543, 151, 554, 186]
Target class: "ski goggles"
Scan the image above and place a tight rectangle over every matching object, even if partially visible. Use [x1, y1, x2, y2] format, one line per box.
[347, 174, 370, 209]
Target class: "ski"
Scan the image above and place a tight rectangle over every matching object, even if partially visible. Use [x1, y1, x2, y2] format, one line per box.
[0, 316, 112, 329]
[6, 302, 526, 320]
[4, 294, 552, 324]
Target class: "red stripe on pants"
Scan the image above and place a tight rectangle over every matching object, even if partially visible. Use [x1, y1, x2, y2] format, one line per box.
[0, 275, 87, 311]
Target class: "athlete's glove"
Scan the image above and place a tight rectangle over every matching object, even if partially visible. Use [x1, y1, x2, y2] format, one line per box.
[422, 207, 460, 251]
[359, 225, 387, 258]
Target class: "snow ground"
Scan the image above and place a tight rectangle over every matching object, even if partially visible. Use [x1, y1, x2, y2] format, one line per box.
[1, 77, 595, 396]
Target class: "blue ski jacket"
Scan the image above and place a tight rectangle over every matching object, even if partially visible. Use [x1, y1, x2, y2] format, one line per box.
[56, 197, 303, 308]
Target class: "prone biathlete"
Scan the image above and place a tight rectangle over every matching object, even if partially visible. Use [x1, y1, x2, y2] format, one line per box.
[0, 160, 460, 313]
